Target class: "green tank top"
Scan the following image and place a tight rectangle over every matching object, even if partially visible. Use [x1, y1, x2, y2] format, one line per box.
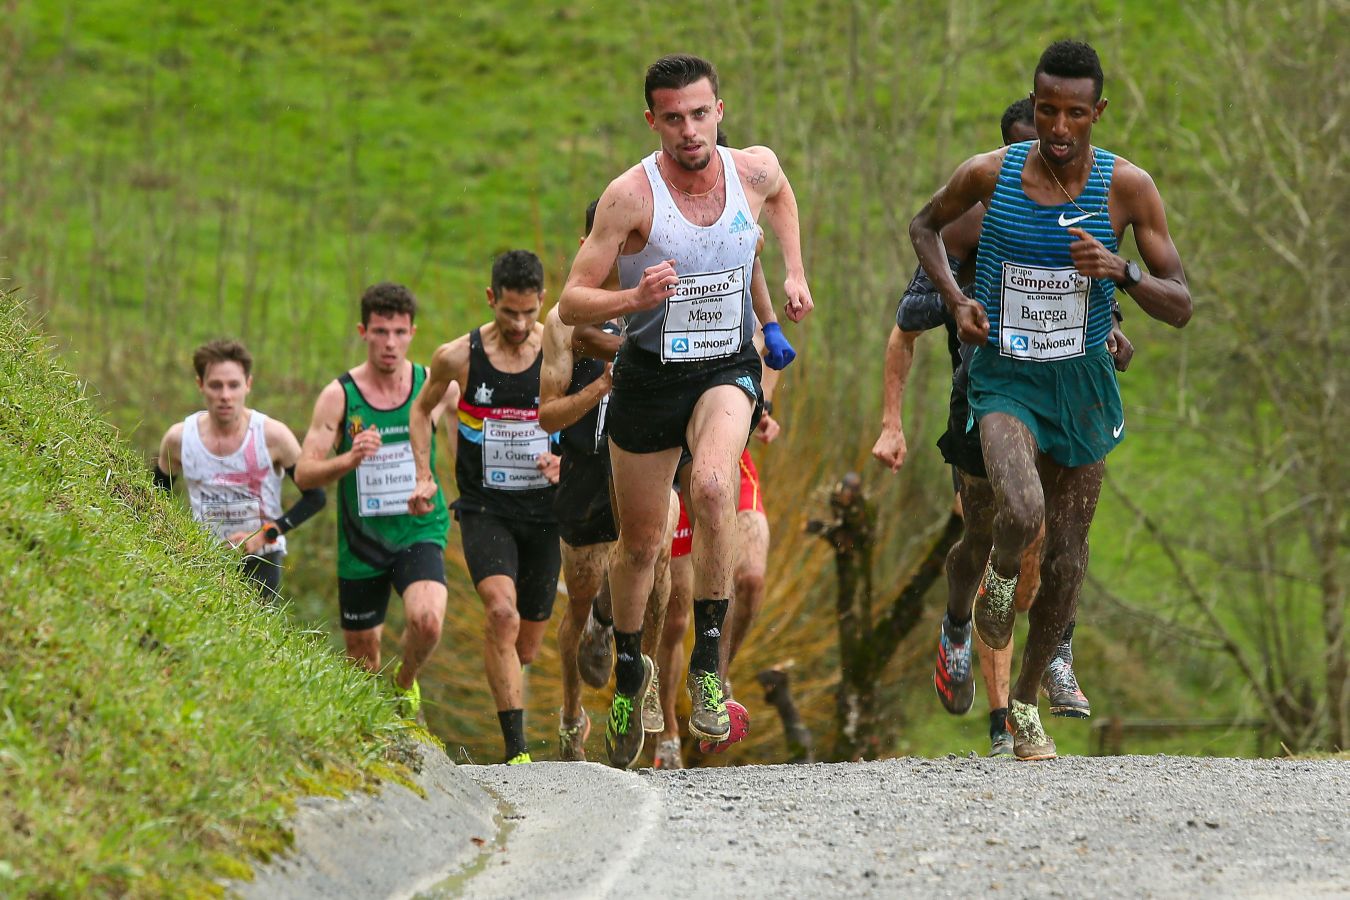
[336, 363, 449, 580]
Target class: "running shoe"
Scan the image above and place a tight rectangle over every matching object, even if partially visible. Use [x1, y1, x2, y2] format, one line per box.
[395, 676, 424, 725]
[698, 699, 750, 754]
[686, 669, 731, 743]
[989, 708, 1014, 757]
[653, 737, 684, 770]
[577, 608, 614, 689]
[973, 565, 1018, 651]
[642, 663, 664, 734]
[506, 752, 533, 766]
[1007, 699, 1057, 761]
[1041, 644, 1091, 718]
[605, 654, 654, 769]
[933, 613, 975, 715]
[558, 707, 591, 762]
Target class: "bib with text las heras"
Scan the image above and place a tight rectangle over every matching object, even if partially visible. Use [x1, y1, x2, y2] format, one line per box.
[661, 265, 746, 363]
[356, 440, 417, 516]
[998, 262, 1089, 361]
[483, 418, 551, 491]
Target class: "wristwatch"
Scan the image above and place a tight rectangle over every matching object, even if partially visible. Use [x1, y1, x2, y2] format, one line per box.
[1117, 259, 1143, 289]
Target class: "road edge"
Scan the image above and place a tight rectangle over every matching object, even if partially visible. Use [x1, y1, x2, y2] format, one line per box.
[229, 741, 498, 900]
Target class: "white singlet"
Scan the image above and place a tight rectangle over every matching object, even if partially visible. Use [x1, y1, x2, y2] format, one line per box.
[618, 146, 759, 361]
[180, 411, 286, 553]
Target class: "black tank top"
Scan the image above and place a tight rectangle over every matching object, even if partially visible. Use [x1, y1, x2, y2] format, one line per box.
[559, 321, 621, 458]
[453, 328, 556, 522]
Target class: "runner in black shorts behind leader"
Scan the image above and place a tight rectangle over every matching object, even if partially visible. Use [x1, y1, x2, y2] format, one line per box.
[409, 249, 561, 765]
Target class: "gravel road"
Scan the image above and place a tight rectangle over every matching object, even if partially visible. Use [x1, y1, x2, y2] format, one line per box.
[438, 755, 1348, 899]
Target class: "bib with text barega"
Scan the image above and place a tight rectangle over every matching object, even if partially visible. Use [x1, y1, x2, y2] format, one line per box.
[998, 261, 1089, 361]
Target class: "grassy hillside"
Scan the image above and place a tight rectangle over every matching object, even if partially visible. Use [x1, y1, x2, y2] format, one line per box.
[1, 0, 1340, 762]
[0, 294, 411, 895]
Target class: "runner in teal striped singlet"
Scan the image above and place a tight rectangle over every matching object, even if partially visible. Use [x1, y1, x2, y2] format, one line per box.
[909, 40, 1192, 760]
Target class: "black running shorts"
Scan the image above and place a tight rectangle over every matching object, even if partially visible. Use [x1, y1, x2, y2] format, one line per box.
[607, 340, 762, 455]
[338, 542, 447, 630]
[242, 551, 284, 603]
[458, 510, 562, 622]
[554, 450, 618, 548]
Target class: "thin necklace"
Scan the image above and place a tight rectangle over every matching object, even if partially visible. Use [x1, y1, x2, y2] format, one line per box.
[658, 150, 723, 199]
[1036, 142, 1106, 219]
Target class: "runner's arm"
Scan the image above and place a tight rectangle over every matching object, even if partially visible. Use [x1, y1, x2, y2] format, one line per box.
[261, 419, 325, 535]
[910, 151, 1001, 344]
[573, 323, 622, 362]
[748, 146, 814, 323]
[294, 381, 372, 490]
[872, 326, 921, 472]
[540, 311, 610, 434]
[408, 340, 467, 515]
[154, 423, 184, 490]
[1115, 165, 1191, 327]
[559, 175, 674, 326]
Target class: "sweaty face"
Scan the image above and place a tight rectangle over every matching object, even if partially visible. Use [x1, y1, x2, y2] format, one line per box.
[490, 289, 543, 345]
[198, 361, 251, 424]
[1031, 73, 1104, 166]
[359, 312, 415, 374]
[1006, 120, 1037, 145]
[646, 78, 723, 172]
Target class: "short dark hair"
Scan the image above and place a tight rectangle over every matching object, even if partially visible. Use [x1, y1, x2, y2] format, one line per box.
[1034, 40, 1104, 101]
[584, 199, 600, 237]
[645, 54, 719, 111]
[193, 339, 252, 380]
[491, 250, 544, 297]
[1000, 98, 1034, 144]
[360, 282, 417, 326]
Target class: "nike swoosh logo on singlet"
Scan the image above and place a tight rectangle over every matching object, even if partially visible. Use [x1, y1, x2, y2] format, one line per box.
[1058, 211, 1096, 227]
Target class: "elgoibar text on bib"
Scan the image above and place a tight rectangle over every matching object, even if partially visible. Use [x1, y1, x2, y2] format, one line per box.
[483, 418, 551, 490]
[356, 440, 418, 516]
[998, 262, 1089, 361]
[660, 266, 746, 363]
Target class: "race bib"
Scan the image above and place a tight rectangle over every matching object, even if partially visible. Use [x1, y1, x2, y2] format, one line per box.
[356, 440, 418, 516]
[483, 418, 551, 491]
[197, 490, 262, 541]
[998, 262, 1089, 361]
[661, 266, 746, 362]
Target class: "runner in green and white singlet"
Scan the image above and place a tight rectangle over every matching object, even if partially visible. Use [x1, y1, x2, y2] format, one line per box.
[295, 283, 458, 720]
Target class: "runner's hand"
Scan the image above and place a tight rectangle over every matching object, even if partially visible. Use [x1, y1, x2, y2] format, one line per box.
[782, 275, 813, 323]
[347, 426, 382, 465]
[953, 297, 989, 345]
[594, 363, 613, 398]
[634, 259, 679, 311]
[1066, 227, 1124, 280]
[761, 322, 796, 370]
[225, 529, 267, 554]
[754, 413, 781, 444]
[1107, 324, 1134, 372]
[407, 477, 439, 516]
[536, 452, 561, 485]
[871, 425, 907, 472]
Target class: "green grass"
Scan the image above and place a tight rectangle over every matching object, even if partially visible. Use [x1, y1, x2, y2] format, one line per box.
[0, 0, 1340, 771]
[0, 294, 415, 896]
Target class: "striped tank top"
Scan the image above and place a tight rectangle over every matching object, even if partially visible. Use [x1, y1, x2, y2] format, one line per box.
[974, 141, 1118, 361]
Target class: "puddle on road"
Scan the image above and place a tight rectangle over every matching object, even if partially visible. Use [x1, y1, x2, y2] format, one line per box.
[416, 783, 518, 898]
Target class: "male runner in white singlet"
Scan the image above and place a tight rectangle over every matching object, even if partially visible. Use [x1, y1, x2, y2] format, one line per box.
[155, 339, 325, 601]
[559, 54, 813, 768]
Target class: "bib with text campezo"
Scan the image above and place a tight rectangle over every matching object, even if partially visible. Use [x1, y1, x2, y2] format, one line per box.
[356, 440, 418, 516]
[998, 261, 1089, 361]
[661, 265, 745, 363]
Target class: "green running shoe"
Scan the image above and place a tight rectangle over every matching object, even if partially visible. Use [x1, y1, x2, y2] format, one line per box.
[686, 669, 730, 743]
[506, 751, 533, 765]
[973, 563, 1018, 651]
[1008, 699, 1057, 761]
[605, 654, 654, 769]
[395, 675, 423, 724]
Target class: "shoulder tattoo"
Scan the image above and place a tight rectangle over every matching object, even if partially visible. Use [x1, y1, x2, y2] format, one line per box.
[749, 169, 768, 186]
